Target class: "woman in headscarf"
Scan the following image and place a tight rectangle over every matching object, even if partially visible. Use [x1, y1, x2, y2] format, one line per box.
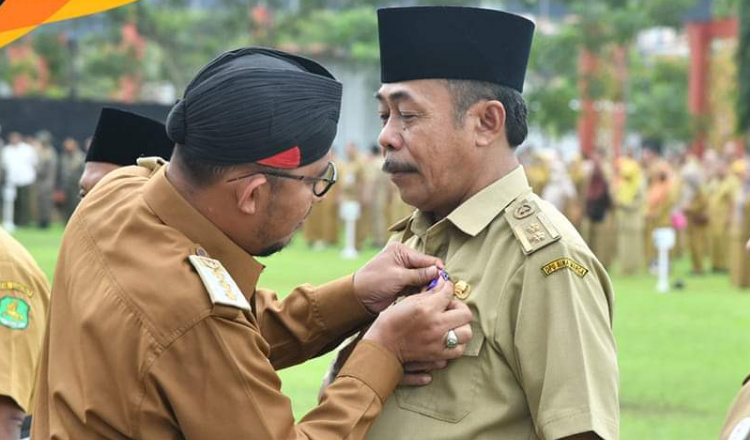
[613, 157, 645, 275]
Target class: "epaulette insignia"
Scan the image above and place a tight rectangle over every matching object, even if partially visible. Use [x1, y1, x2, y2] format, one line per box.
[0, 281, 33, 297]
[504, 198, 561, 255]
[136, 156, 167, 172]
[541, 258, 589, 278]
[188, 255, 251, 311]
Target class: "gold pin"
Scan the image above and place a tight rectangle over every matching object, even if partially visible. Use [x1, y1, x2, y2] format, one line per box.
[453, 280, 472, 300]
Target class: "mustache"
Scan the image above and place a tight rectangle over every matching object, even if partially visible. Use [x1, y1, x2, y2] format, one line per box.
[382, 160, 419, 174]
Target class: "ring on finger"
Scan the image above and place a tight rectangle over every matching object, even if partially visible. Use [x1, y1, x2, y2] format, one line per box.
[445, 329, 459, 349]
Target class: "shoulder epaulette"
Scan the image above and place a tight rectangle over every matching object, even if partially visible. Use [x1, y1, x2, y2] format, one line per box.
[136, 156, 167, 173]
[504, 198, 561, 255]
[188, 255, 251, 312]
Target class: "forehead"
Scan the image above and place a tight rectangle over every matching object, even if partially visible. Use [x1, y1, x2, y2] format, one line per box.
[376, 79, 453, 107]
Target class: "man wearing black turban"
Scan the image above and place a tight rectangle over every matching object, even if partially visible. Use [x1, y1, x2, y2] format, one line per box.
[31, 47, 474, 439]
[326, 7, 619, 440]
[79, 107, 176, 198]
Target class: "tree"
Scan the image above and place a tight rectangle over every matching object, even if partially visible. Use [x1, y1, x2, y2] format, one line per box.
[628, 56, 692, 144]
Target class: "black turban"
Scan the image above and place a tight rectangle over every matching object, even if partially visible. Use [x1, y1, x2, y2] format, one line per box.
[378, 6, 535, 92]
[166, 47, 342, 169]
[86, 108, 175, 165]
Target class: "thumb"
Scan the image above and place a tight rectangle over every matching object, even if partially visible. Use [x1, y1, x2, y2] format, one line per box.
[398, 244, 444, 270]
[426, 280, 454, 309]
[402, 265, 440, 288]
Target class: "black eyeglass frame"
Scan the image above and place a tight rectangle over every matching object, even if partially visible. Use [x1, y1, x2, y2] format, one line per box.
[226, 161, 338, 197]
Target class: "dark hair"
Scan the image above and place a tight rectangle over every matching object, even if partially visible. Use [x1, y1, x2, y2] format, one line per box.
[444, 79, 528, 148]
[171, 145, 236, 187]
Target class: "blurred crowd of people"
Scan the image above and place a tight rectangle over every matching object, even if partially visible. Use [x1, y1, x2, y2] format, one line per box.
[520, 139, 750, 288]
[303, 141, 413, 251]
[0, 126, 86, 230]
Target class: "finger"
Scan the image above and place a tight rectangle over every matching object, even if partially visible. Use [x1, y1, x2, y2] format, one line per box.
[439, 307, 474, 330]
[428, 343, 467, 361]
[399, 372, 433, 387]
[445, 298, 464, 310]
[402, 265, 441, 288]
[403, 360, 448, 372]
[451, 324, 473, 344]
[397, 244, 444, 270]
[420, 281, 454, 309]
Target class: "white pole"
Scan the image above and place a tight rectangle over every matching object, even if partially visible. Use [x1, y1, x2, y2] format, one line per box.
[657, 246, 670, 294]
[340, 200, 360, 259]
[3, 185, 16, 232]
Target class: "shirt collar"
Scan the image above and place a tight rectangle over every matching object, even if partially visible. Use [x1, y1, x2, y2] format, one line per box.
[447, 166, 531, 236]
[142, 166, 264, 297]
[407, 166, 531, 239]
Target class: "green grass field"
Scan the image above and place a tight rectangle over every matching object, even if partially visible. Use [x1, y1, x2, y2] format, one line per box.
[12, 225, 750, 439]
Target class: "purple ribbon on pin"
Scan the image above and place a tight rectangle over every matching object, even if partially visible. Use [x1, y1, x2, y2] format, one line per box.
[427, 269, 450, 290]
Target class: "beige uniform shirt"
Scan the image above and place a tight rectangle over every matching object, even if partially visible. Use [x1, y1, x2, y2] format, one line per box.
[721, 374, 750, 440]
[366, 166, 619, 440]
[0, 227, 50, 413]
[32, 164, 402, 439]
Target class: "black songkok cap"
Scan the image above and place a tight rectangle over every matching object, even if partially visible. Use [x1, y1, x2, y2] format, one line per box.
[86, 108, 175, 165]
[166, 47, 342, 169]
[378, 6, 535, 92]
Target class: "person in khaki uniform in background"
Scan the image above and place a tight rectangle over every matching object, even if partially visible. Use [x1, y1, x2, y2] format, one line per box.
[79, 107, 177, 199]
[729, 161, 750, 288]
[642, 145, 675, 271]
[34, 133, 58, 229]
[32, 47, 474, 440]
[682, 169, 709, 275]
[328, 7, 619, 440]
[582, 152, 615, 269]
[719, 233, 750, 439]
[613, 156, 645, 275]
[340, 142, 369, 249]
[707, 157, 737, 273]
[303, 150, 341, 248]
[0, 226, 50, 440]
[366, 145, 390, 247]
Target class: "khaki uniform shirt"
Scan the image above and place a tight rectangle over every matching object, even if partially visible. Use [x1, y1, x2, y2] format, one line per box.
[0, 226, 50, 413]
[366, 166, 619, 440]
[721, 374, 750, 440]
[32, 164, 402, 439]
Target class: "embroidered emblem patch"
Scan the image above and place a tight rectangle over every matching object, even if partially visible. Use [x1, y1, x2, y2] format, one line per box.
[541, 258, 589, 278]
[0, 296, 29, 330]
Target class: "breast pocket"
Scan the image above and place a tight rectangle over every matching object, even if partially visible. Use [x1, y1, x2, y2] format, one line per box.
[394, 321, 486, 423]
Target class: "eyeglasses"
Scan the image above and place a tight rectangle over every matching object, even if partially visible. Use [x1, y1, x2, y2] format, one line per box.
[226, 161, 338, 197]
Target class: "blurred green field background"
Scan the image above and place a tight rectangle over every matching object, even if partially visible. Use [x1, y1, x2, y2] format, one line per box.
[13, 225, 750, 439]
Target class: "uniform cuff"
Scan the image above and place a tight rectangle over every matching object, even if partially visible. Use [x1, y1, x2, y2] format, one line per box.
[315, 275, 374, 336]
[338, 339, 402, 402]
[540, 408, 618, 440]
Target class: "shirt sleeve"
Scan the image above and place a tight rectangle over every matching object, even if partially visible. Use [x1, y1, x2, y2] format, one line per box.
[0, 253, 51, 413]
[143, 314, 402, 440]
[506, 242, 619, 440]
[255, 275, 375, 369]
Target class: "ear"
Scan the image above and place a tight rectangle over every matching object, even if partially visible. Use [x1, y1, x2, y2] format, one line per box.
[235, 175, 269, 215]
[474, 100, 506, 147]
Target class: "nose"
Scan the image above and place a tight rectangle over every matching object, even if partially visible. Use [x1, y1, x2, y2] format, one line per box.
[378, 117, 403, 152]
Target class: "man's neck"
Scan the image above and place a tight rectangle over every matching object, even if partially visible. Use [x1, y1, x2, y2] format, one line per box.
[432, 152, 520, 220]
